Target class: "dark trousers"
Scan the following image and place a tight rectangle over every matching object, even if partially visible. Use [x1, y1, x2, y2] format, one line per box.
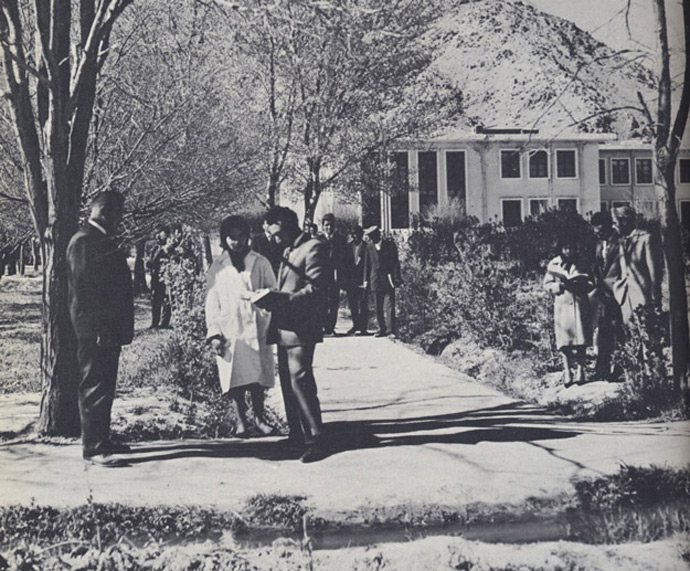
[77, 340, 121, 457]
[594, 295, 623, 379]
[324, 284, 340, 333]
[151, 282, 171, 327]
[346, 287, 369, 332]
[373, 290, 395, 334]
[277, 344, 322, 444]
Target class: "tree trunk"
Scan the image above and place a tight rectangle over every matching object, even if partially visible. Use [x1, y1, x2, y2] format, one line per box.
[37, 232, 80, 436]
[657, 162, 690, 391]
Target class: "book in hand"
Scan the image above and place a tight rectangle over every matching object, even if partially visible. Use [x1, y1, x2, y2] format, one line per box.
[547, 270, 592, 293]
[249, 288, 291, 311]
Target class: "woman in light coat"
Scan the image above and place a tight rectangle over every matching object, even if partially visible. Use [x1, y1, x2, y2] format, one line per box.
[205, 215, 277, 436]
[544, 238, 594, 386]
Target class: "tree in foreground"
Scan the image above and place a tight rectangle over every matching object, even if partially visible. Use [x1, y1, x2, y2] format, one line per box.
[0, 0, 134, 435]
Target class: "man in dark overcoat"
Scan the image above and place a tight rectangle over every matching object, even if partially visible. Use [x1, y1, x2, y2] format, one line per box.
[265, 206, 329, 463]
[363, 226, 402, 338]
[342, 225, 369, 335]
[67, 190, 134, 467]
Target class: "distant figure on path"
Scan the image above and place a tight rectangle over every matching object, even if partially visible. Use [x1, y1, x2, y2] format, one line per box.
[67, 191, 134, 467]
[264, 206, 328, 463]
[543, 238, 594, 386]
[589, 211, 623, 380]
[320, 213, 348, 335]
[363, 226, 402, 338]
[610, 206, 661, 324]
[252, 217, 283, 276]
[342, 225, 369, 335]
[148, 227, 171, 329]
[205, 215, 277, 437]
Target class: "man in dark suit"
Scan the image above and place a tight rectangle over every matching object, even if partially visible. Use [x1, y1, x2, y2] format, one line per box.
[67, 190, 134, 467]
[147, 227, 171, 329]
[342, 225, 369, 335]
[363, 226, 402, 338]
[320, 213, 348, 335]
[252, 218, 283, 276]
[589, 211, 622, 380]
[265, 206, 328, 463]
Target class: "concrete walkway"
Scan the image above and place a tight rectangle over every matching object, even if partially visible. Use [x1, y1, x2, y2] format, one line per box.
[1, 335, 689, 516]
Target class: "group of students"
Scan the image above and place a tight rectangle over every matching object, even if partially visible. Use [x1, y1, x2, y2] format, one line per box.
[544, 205, 661, 386]
[254, 212, 402, 339]
[204, 210, 404, 459]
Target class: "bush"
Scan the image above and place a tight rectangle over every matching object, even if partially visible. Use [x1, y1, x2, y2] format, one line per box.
[569, 464, 690, 543]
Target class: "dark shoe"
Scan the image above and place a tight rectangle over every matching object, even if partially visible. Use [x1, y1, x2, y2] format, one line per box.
[374, 330, 386, 338]
[323, 329, 334, 336]
[356, 330, 371, 336]
[345, 327, 357, 336]
[234, 430, 251, 439]
[300, 443, 328, 464]
[387, 333, 397, 340]
[84, 453, 127, 468]
[104, 440, 131, 454]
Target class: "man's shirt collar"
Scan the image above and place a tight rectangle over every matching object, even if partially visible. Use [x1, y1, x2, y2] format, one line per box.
[88, 219, 108, 235]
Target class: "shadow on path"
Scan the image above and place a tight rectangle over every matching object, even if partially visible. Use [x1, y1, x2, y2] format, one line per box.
[119, 402, 581, 466]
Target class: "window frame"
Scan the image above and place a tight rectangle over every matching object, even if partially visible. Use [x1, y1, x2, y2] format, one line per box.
[634, 157, 653, 185]
[528, 198, 549, 217]
[610, 157, 631, 185]
[679, 158, 690, 184]
[500, 149, 522, 180]
[599, 158, 607, 185]
[444, 149, 467, 202]
[500, 198, 523, 226]
[557, 197, 579, 213]
[555, 149, 578, 180]
[528, 149, 549, 179]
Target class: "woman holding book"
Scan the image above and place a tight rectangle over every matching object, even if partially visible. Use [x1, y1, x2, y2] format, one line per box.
[205, 215, 277, 436]
[543, 238, 594, 386]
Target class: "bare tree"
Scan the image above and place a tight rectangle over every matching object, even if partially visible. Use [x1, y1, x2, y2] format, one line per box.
[650, 0, 690, 390]
[0, 0, 134, 435]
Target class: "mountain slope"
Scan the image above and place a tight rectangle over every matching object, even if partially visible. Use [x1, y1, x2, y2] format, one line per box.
[425, 0, 656, 138]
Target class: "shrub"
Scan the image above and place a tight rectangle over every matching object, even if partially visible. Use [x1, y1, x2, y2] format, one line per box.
[569, 464, 690, 543]
[608, 305, 680, 420]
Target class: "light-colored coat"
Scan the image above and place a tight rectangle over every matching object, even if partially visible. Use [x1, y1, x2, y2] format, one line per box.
[205, 250, 276, 393]
[544, 255, 594, 350]
[608, 229, 661, 323]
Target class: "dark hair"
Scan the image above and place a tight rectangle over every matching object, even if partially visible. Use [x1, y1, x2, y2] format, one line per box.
[91, 190, 124, 213]
[351, 225, 363, 238]
[219, 215, 251, 250]
[590, 211, 611, 228]
[321, 213, 335, 224]
[557, 235, 578, 253]
[264, 206, 299, 233]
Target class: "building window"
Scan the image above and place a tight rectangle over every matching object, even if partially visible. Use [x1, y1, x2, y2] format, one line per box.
[680, 200, 690, 230]
[599, 159, 607, 185]
[611, 158, 630, 185]
[446, 151, 466, 203]
[556, 150, 577, 178]
[679, 159, 690, 183]
[501, 199, 522, 226]
[500, 150, 521, 179]
[529, 150, 548, 178]
[390, 152, 409, 229]
[418, 151, 438, 215]
[558, 198, 578, 212]
[635, 158, 653, 185]
[529, 199, 549, 217]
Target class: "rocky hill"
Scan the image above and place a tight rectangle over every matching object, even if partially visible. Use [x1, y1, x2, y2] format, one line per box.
[426, 0, 656, 138]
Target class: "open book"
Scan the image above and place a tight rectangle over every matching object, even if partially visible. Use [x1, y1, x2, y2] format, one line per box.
[248, 288, 291, 311]
[547, 269, 592, 293]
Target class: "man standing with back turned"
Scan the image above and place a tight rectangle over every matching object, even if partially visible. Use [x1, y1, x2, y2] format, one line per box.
[67, 190, 134, 467]
[264, 206, 329, 463]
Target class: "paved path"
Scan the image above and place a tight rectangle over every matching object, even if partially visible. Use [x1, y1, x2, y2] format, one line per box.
[1, 335, 689, 516]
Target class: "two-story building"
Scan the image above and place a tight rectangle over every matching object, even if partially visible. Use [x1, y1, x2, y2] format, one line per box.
[376, 128, 690, 230]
